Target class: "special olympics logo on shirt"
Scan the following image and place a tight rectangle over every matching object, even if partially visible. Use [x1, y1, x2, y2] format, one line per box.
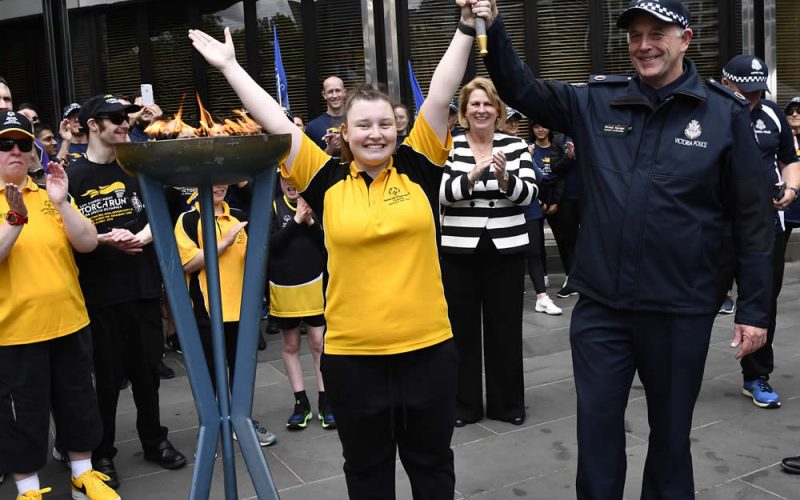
[384, 186, 410, 206]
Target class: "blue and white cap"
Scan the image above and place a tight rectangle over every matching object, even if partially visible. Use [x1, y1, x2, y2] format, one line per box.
[617, 0, 690, 30]
[722, 54, 770, 93]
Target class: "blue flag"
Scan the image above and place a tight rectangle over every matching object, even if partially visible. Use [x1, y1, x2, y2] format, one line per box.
[274, 25, 290, 110]
[408, 60, 425, 117]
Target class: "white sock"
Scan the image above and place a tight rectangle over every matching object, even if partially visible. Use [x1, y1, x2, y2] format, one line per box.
[71, 458, 92, 480]
[16, 474, 40, 495]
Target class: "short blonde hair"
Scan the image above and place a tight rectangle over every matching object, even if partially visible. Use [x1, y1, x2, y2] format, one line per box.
[458, 77, 507, 132]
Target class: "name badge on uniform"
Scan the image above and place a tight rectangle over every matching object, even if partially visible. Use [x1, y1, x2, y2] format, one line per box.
[602, 123, 630, 136]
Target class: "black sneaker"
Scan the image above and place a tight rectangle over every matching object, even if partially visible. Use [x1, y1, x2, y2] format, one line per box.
[258, 332, 267, 351]
[92, 457, 120, 489]
[158, 360, 175, 379]
[319, 405, 336, 430]
[166, 334, 182, 354]
[556, 285, 577, 298]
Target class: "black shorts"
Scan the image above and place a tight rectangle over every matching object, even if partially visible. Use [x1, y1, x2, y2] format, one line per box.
[0, 327, 102, 473]
[269, 314, 326, 331]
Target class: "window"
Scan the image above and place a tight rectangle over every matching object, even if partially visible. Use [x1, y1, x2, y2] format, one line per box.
[257, 0, 308, 122]
[201, 3, 249, 120]
[775, 0, 800, 104]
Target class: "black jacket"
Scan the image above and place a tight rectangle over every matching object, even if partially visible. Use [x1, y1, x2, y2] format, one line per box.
[485, 17, 774, 326]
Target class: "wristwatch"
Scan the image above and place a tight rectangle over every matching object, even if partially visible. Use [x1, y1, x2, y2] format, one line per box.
[5, 210, 28, 226]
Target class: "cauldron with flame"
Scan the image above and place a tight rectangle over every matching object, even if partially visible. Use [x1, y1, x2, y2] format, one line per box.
[115, 98, 288, 500]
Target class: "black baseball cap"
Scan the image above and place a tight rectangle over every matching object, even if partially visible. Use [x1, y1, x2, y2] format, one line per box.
[617, 0, 690, 29]
[722, 55, 770, 93]
[62, 102, 81, 119]
[0, 111, 34, 139]
[78, 94, 141, 130]
[784, 97, 800, 114]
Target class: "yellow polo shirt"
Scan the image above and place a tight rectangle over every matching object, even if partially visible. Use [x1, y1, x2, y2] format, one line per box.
[0, 178, 90, 346]
[284, 112, 453, 355]
[174, 201, 247, 322]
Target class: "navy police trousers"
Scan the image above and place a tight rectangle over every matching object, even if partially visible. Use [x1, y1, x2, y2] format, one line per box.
[570, 296, 715, 500]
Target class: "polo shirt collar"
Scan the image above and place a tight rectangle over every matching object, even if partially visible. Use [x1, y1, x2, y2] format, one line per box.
[347, 156, 395, 179]
[0, 175, 38, 193]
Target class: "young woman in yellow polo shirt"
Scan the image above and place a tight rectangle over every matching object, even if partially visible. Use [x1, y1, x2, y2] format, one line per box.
[190, 2, 478, 496]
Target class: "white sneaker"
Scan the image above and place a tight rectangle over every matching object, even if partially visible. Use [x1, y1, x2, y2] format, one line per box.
[543, 275, 550, 288]
[535, 296, 562, 315]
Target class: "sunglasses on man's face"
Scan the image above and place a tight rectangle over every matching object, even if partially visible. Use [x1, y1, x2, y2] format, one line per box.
[96, 113, 128, 125]
[0, 138, 34, 152]
[787, 108, 800, 117]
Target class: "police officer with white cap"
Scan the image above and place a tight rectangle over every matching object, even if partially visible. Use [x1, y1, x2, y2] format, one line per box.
[720, 54, 800, 409]
[464, 0, 775, 498]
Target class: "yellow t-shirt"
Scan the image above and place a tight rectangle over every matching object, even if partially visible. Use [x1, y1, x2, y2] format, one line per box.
[174, 202, 247, 322]
[284, 112, 453, 355]
[0, 178, 90, 345]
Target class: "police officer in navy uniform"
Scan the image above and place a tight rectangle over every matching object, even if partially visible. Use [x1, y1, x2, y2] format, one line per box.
[466, 0, 775, 498]
[720, 54, 800, 410]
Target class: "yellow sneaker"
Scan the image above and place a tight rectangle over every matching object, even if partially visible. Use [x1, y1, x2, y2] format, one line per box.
[71, 470, 120, 500]
[16, 488, 52, 500]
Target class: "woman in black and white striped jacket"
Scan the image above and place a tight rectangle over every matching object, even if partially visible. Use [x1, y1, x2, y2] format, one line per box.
[439, 77, 536, 427]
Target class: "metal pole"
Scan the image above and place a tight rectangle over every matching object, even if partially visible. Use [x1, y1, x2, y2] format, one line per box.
[231, 169, 280, 499]
[198, 185, 238, 499]
[137, 175, 221, 500]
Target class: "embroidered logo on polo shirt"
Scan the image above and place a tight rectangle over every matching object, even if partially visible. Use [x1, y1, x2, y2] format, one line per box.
[384, 186, 410, 206]
[41, 200, 58, 217]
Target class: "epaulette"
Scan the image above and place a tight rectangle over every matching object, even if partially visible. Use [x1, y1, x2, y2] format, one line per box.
[588, 74, 632, 85]
[705, 78, 749, 106]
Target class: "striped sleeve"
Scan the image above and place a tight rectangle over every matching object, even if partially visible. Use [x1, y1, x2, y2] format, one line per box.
[440, 136, 475, 206]
[501, 139, 537, 206]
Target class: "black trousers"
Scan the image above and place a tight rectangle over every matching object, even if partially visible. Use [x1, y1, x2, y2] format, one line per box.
[0, 328, 102, 473]
[570, 296, 715, 500]
[90, 298, 168, 459]
[546, 198, 580, 275]
[198, 321, 239, 394]
[321, 340, 457, 500]
[441, 250, 526, 422]
[740, 229, 786, 380]
[717, 230, 786, 380]
[525, 218, 546, 294]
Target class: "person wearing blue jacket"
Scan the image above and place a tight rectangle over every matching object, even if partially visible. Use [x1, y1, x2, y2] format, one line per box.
[468, 0, 776, 498]
[720, 55, 800, 410]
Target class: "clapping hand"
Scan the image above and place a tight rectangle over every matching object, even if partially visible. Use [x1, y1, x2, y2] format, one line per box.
[294, 197, 315, 225]
[3, 182, 27, 217]
[45, 161, 69, 207]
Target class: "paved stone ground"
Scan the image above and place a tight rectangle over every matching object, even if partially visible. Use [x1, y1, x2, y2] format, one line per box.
[5, 264, 800, 499]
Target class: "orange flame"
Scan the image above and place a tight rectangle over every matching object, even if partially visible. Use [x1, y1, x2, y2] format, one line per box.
[143, 93, 262, 139]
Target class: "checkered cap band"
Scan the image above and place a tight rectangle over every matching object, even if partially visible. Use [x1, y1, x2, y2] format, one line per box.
[722, 69, 767, 84]
[628, 2, 689, 28]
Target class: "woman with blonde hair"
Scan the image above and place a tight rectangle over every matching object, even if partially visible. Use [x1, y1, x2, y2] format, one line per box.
[440, 77, 537, 428]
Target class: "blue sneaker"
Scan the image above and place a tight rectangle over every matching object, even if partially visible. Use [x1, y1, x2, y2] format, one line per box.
[287, 403, 312, 430]
[742, 378, 781, 408]
[719, 295, 735, 314]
